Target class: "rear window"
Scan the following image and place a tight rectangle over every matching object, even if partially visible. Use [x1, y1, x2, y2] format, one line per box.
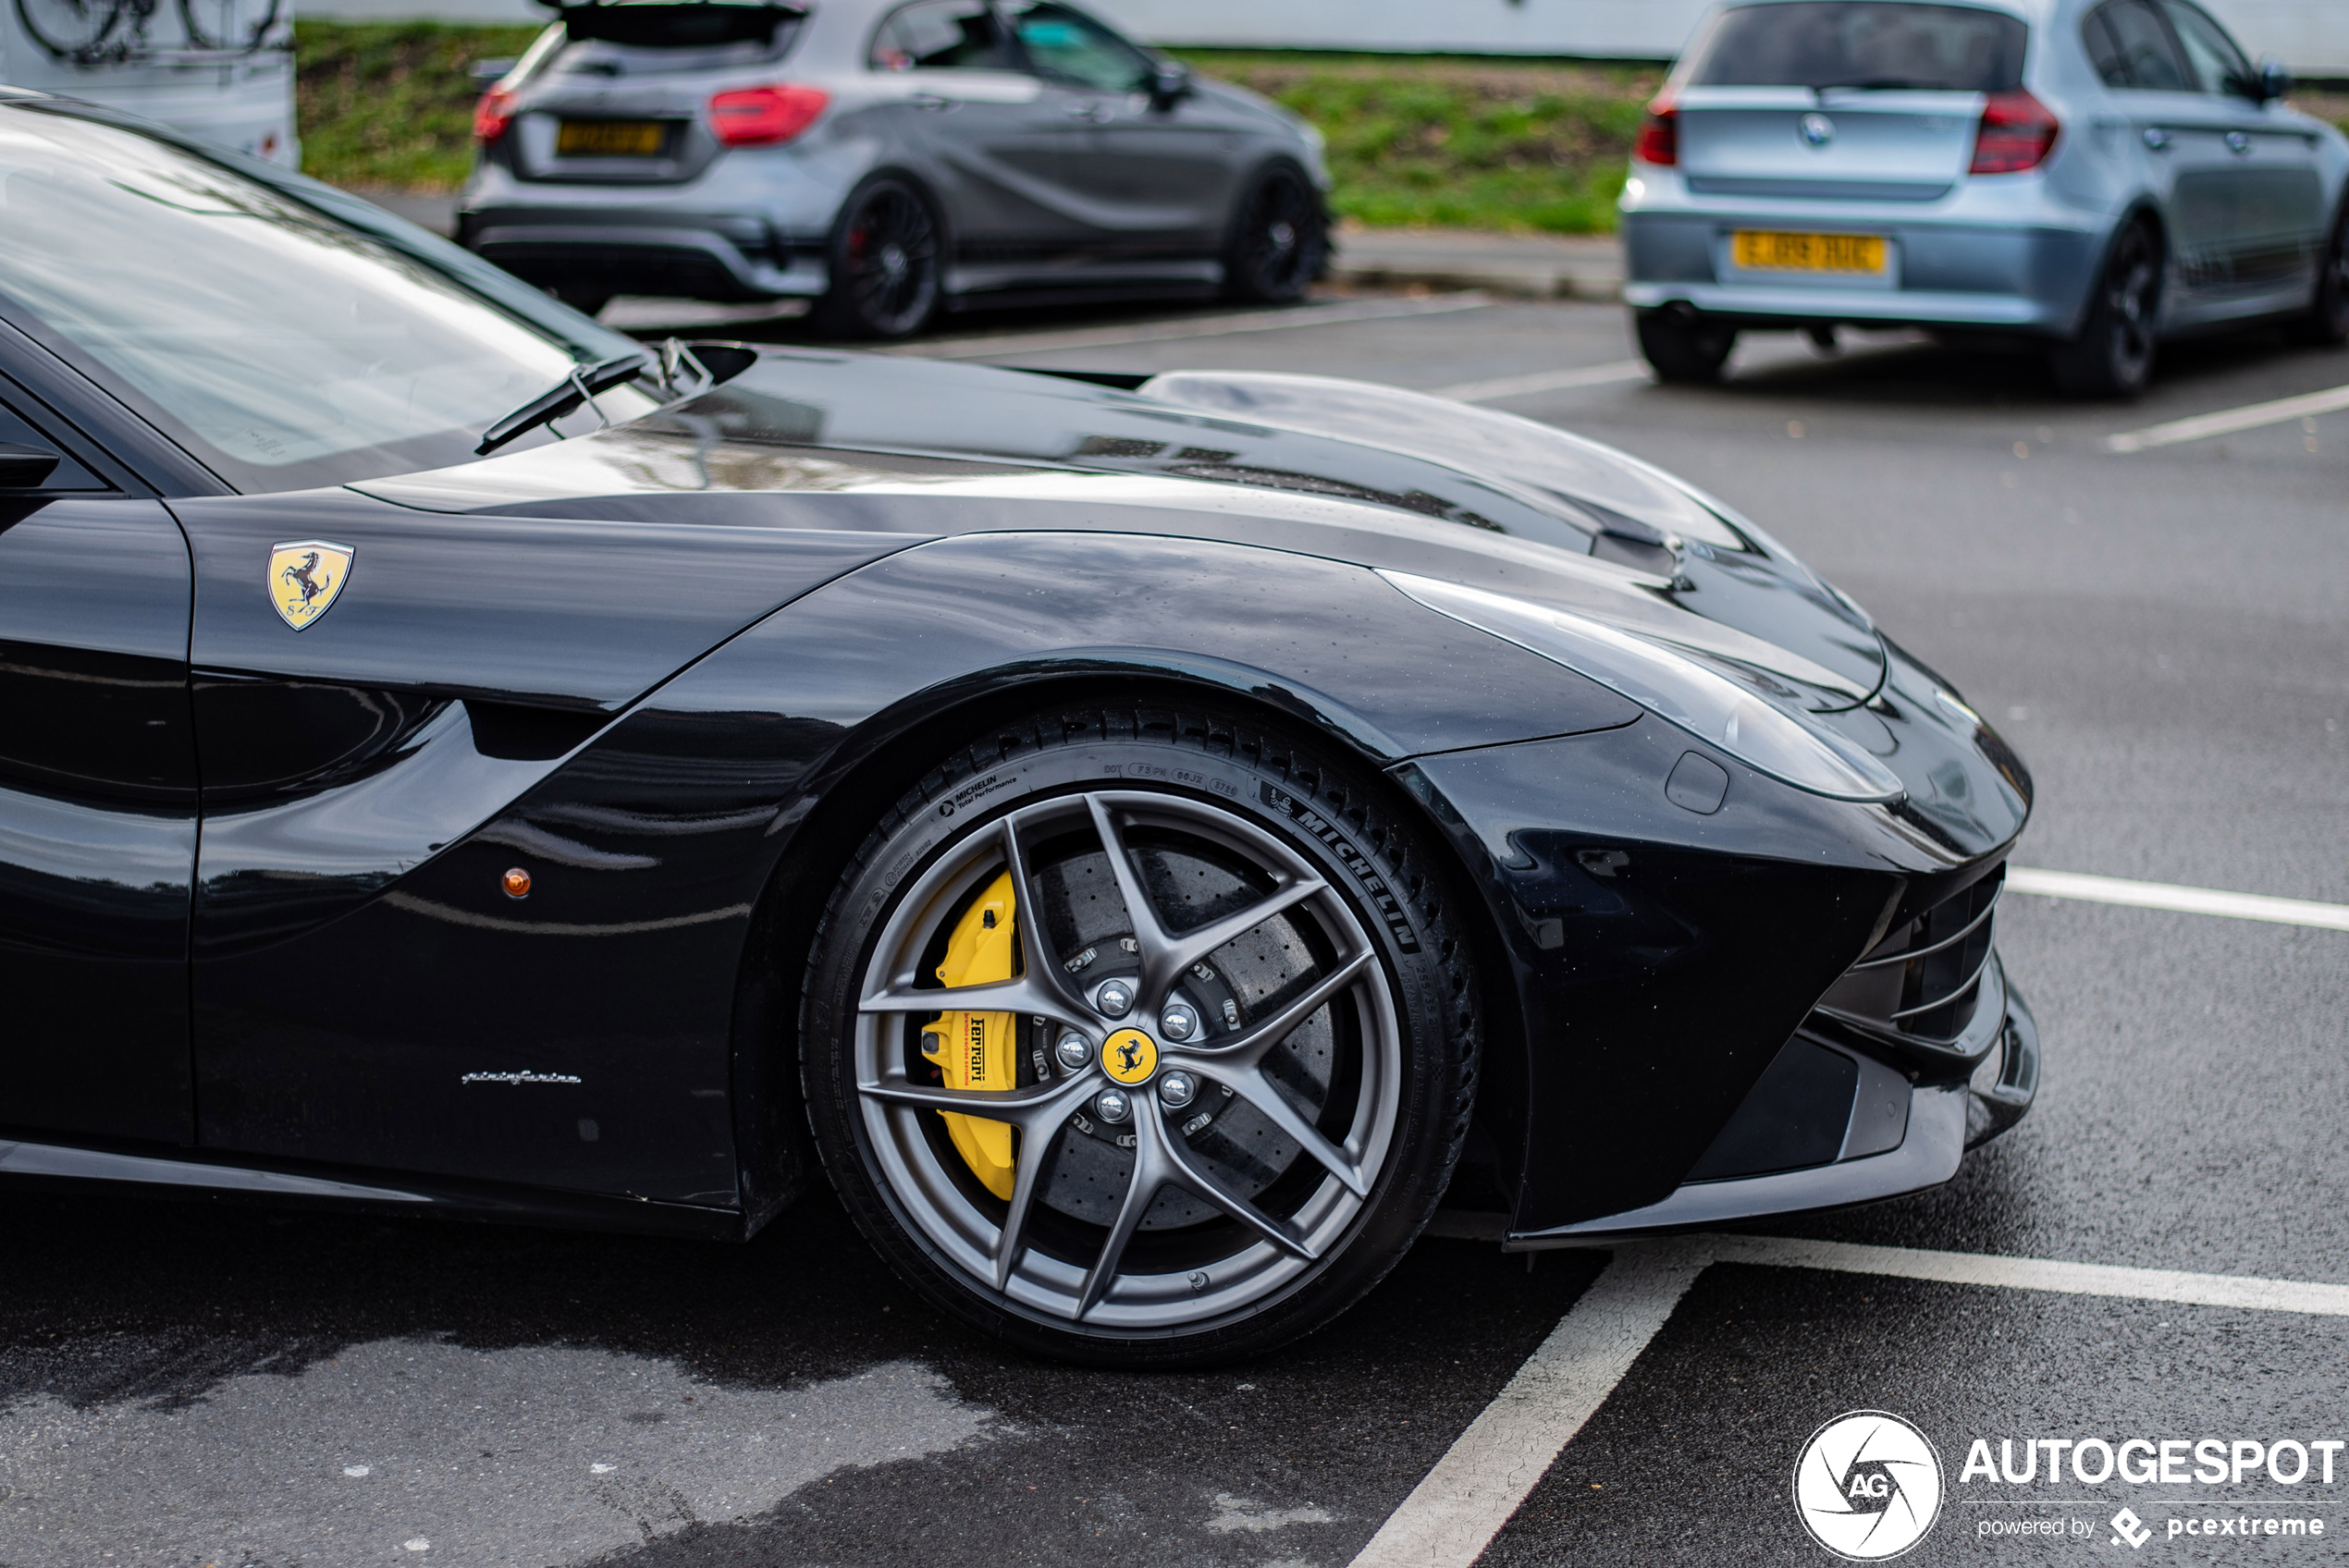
[558, 0, 803, 49]
[1687, 3, 2028, 92]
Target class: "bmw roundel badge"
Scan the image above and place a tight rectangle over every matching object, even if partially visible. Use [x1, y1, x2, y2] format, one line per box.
[1800, 112, 1837, 148]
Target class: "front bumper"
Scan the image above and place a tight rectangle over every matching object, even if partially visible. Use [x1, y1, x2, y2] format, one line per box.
[1510, 954, 2037, 1245]
[1397, 632, 2035, 1239]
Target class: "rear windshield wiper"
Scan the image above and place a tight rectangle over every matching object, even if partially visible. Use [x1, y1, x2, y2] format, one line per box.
[476, 352, 651, 456]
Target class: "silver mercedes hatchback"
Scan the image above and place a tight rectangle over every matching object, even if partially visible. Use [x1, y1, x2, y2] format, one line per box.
[458, 0, 1331, 337]
[1620, 0, 2349, 394]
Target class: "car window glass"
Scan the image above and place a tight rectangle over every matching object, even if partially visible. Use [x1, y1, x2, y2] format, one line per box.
[1683, 2, 2026, 92]
[999, 2, 1151, 92]
[2091, 1, 2192, 91]
[870, 0, 1010, 70]
[0, 108, 655, 495]
[2158, 0, 2257, 98]
[0, 395, 106, 491]
[2082, 10, 2132, 88]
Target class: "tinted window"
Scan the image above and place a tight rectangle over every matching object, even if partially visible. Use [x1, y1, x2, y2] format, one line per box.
[871, 0, 1011, 69]
[2159, 0, 2257, 97]
[2087, 1, 2192, 91]
[1001, 2, 1151, 92]
[0, 108, 655, 494]
[1688, 2, 2028, 92]
[0, 394, 106, 492]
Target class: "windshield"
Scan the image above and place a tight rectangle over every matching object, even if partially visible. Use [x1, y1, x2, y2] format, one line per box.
[0, 104, 658, 493]
[1687, 2, 2028, 92]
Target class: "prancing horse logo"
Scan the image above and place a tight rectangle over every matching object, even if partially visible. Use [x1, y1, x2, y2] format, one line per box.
[1101, 1027, 1158, 1085]
[267, 540, 355, 631]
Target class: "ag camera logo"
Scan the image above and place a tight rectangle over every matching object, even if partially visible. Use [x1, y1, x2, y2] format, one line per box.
[1794, 1411, 1944, 1560]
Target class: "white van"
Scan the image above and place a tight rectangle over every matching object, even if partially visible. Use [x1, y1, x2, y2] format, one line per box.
[1, 0, 296, 165]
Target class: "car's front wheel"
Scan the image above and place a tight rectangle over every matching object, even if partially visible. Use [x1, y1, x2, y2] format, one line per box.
[800, 706, 1478, 1366]
[2284, 200, 2349, 348]
[811, 176, 943, 339]
[2050, 220, 2160, 398]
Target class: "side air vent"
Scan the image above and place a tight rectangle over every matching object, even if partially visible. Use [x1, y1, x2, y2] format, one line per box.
[1813, 864, 2004, 1054]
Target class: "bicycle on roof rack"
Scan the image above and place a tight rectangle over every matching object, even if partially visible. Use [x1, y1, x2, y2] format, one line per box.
[15, 0, 281, 65]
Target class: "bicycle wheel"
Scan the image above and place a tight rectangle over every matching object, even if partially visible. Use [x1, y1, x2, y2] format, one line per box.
[16, 0, 129, 57]
[178, 0, 277, 52]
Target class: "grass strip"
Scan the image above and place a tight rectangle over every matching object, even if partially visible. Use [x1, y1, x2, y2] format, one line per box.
[1169, 52, 1659, 233]
[297, 18, 542, 191]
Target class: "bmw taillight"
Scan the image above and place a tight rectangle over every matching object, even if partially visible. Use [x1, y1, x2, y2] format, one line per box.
[1970, 89, 2059, 175]
[1633, 95, 1679, 166]
[473, 85, 517, 143]
[708, 84, 830, 147]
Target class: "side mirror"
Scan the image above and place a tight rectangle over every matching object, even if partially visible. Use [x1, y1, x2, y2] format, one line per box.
[0, 442, 60, 488]
[1147, 60, 1192, 112]
[2258, 56, 2292, 103]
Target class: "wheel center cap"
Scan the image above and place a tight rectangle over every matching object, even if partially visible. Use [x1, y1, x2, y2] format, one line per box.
[1101, 1027, 1159, 1085]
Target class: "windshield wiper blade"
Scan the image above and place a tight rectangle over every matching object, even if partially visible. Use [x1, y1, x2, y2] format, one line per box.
[476, 353, 650, 456]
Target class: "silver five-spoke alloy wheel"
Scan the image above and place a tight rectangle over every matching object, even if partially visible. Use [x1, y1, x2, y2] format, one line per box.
[851, 790, 1402, 1329]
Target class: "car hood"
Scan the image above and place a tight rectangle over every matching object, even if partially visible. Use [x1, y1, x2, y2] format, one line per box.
[353, 351, 1888, 711]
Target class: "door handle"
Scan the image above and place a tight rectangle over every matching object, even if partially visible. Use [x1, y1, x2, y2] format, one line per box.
[1062, 99, 1107, 121]
[911, 93, 952, 112]
[2225, 129, 2251, 153]
[2142, 127, 2171, 151]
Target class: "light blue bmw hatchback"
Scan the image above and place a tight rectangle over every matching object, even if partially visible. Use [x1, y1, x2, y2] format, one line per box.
[1620, 0, 2349, 394]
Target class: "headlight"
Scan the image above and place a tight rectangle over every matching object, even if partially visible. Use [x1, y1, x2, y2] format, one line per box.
[1380, 570, 1905, 803]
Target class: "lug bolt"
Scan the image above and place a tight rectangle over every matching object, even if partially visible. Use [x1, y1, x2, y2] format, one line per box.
[1158, 1072, 1197, 1109]
[1160, 1001, 1199, 1041]
[1095, 1088, 1132, 1123]
[1054, 1032, 1092, 1072]
[1095, 978, 1135, 1017]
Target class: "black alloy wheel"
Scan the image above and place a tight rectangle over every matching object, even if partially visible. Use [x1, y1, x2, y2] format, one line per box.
[2284, 201, 2349, 348]
[813, 177, 943, 340]
[1635, 308, 1738, 384]
[799, 705, 1480, 1366]
[2050, 220, 2161, 398]
[1224, 165, 1326, 304]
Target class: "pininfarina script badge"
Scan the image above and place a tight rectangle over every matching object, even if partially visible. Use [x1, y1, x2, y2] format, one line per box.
[268, 539, 354, 631]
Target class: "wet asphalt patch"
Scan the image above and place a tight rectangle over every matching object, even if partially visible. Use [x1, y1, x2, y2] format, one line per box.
[0, 1188, 1599, 1566]
[1478, 1263, 2349, 1568]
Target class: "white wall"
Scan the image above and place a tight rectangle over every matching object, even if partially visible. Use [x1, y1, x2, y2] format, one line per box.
[287, 0, 2349, 76]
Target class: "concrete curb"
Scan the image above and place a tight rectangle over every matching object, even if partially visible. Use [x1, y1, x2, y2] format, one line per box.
[1327, 228, 1626, 303]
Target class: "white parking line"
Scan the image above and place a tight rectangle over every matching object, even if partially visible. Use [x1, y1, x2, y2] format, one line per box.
[892, 293, 1493, 360]
[1713, 1234, 2349, 1317]
[1359, 1235, 2349, 1568]
[1348, 1241, 1711, 1568]
[2007, 867, 2349, 933]
[2104, 382, 2349, 452]
[1429, 361, 1652, 402]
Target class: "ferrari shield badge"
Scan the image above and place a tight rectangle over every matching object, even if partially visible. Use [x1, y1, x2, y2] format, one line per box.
[268, 540, 354, 631]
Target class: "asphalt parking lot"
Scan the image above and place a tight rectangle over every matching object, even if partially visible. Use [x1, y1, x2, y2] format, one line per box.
[5, 293, 2345, 1567]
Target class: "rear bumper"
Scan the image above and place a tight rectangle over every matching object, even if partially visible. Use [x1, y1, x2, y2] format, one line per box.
[1620, 200, 2107, 337]
[461, 207, 830, 300]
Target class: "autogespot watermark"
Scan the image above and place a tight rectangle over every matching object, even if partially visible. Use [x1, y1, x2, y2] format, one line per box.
[1794, 1417, 2338, 1556]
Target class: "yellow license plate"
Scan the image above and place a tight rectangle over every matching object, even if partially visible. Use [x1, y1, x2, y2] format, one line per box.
[1732, 230, 1888, 274]
[557, 119, 666, 157]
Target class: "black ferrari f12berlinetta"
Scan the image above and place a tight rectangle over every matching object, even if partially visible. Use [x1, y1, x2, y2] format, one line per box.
[0, 90, 2034, 1364]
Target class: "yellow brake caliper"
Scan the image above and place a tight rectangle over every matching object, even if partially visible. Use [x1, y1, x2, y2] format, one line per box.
[922, 871, 1020, 1199]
